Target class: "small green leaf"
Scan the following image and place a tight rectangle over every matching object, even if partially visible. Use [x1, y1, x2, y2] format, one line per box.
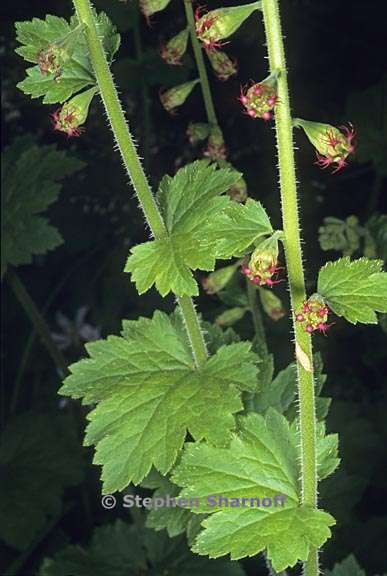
[318, 257, 387, 324]
[125, 161, 241, 297]
[326, 554, 366, 576]
[172, 411, 335, 571]
[125, 234, 214, 297]
[60, 311, 258, 492]
[210, 199, 273, 259]
[1, 136, 84, 277]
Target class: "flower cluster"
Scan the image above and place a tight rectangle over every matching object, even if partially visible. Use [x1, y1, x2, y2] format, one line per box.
[295, 294, 332, 335]
[239, 81, 278, 121]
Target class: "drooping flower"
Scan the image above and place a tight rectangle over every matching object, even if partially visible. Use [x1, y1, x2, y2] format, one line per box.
[195, 2, 261, 51]
[239, 75, 278, 120]
[228, 174, 248, 202]
[160, 28, 189, 65]
[241, 234, 283, 288]
[203, 127, 227, 161]
[186, 122, 211, 144]
[51, 87, 97, 137]
[159, 79, 199, 114]
[293, 118, 355, 173]
[205, 48, 238, 81]
[36, 25, 82, 80]
[295, 293, 333, 335]
[140, 0, 172, 22]
[259, 288, 286, 321]
[38, 44, 69, 80]
[202, 263, 238, 295]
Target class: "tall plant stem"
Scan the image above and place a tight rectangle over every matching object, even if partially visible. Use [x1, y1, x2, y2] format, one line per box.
[7, 269, 68, 381]
[183, 0, 219, 127]
[261, 1, 318, 574]
[247, 280, 268, 354]
[72, 0, 208, 367]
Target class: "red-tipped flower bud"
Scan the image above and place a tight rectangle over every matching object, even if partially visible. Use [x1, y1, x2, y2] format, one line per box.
[202, 263, 238, 295]
[51, 87, 97, 137]
[160, 28, 189, 65]
[38, 44, 70, 80]
[195, 2, 261, 51]
[140, 0, 172, 21]
[203, 127, 227, 161]
[293, 118, 355, 173]
[160, 79, 199, 114]
[205, 48, 238, 81]
[216, 306, 247, 327]
[241, 233, 283, 288]
[186, 122, 211, 144]
[259, 288, 286, 321]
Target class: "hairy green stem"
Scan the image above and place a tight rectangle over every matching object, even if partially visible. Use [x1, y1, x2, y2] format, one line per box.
[72, 0, 208, 367]
[183, 0, 219, 126]
[247, 281, 268, 354]
[7, 268, 68, 379]
[261, 1, 318, 574]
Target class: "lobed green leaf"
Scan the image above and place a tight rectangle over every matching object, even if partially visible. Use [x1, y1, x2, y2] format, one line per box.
[172, 411, 335, 571]
[318, 257, 387, 324]
[1, 136, 84, 276]
[60, 311, 259, 492]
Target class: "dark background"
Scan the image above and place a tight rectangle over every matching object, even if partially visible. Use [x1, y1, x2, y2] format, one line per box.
[1, 0, 387, 574]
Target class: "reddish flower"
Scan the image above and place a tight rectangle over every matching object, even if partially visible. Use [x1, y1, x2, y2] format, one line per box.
[295, 294, 333, 335]
[195, 6, 225, 51]
[51, 108, 84, 138]
[239, 79, 278, 121]
[294, 119, 355, 173]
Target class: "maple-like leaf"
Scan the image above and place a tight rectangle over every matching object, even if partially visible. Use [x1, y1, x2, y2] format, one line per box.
[1, 136, 84, 277]
[125, 161, 241, 297]
[172, 410, 336, 572]
[318, 257, 387, 324]
[60, 311, 258, 492]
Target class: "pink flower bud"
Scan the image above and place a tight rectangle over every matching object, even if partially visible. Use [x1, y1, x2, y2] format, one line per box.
[239, 74, 278, 121]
